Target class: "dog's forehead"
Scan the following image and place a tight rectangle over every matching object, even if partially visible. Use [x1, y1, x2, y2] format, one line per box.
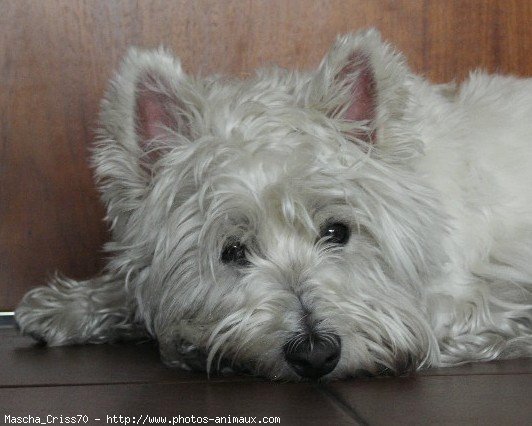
[201, 70, 321, 139]
[208, 140, 315, 192]
[189, 72, 352, 213]
[196, 136, 347, 226]
[205, 129, 340, 193]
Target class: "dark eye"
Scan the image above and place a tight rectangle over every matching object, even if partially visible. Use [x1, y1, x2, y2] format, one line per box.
[221, 241, 249, 266]
[321, 222, 350, 245]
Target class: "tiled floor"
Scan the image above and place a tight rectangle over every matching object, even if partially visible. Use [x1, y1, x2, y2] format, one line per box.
[1, 326, 531, 425]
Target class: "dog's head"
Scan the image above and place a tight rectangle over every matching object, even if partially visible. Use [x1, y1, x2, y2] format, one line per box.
[95, 29, 446, 380]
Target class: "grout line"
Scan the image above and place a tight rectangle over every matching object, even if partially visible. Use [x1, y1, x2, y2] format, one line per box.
[417, 371, 532, 377]
[316, 383, 370, 426]
[414, 371, 532, 379]
[2, 370, 530, 391]
[0, 378, 268, 389]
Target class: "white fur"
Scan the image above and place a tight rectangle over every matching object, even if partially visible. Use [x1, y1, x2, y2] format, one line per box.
[16, 29, 532, 380]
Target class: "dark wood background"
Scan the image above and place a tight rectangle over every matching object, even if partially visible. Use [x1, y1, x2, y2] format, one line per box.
[1, 0, 532, 310]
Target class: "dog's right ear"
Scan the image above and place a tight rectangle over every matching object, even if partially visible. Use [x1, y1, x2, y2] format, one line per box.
[96, 47, 199, 169]
[94, 48, 202, 217]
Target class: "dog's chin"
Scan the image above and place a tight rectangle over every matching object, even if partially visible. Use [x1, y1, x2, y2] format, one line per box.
[169, 351, 421, 381]
[204, 357, 305, 382]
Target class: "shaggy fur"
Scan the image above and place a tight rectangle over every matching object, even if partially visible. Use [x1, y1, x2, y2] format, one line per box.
[16, 29, 532, 380]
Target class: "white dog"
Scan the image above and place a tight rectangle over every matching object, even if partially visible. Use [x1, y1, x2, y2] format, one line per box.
[16, 29, 532, 380]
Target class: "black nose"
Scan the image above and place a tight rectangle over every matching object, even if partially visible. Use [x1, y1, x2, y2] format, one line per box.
[283, 333, 341, 379]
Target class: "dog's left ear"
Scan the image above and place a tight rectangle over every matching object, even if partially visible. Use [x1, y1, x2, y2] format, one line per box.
[309, 29, 409, 144]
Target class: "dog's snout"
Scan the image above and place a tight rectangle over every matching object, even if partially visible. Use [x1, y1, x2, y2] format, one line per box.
[283, 333, 341, 379]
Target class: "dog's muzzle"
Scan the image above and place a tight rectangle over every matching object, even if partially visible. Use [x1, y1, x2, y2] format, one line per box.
[283, 333, 341, 379]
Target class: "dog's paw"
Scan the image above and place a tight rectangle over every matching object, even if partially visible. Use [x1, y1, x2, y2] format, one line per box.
[15, 275, 137, 346]
[159, 339, 209, 372]
[159, 338, 253, 376]
[15, 283, 83, 345]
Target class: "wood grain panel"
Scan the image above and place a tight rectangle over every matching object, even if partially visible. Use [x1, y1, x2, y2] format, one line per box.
[1, 0, 532, 309]
[424, 0, 532, 81]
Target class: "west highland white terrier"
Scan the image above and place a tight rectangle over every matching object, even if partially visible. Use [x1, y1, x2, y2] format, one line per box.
[16, 29, 532, 380]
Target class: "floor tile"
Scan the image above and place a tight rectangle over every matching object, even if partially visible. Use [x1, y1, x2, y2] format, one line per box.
[0, 382, 356, 425]
[418, 358, 532, 376]
[325, 374, 532, 425]
[0, 328, 256, 387]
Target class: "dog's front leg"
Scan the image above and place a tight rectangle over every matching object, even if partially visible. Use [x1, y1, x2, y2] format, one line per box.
[15, 274, 143, 345]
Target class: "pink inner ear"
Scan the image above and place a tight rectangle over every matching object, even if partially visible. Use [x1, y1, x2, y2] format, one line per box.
[338, 53, 377, 143]
[136, 90, 174, 145]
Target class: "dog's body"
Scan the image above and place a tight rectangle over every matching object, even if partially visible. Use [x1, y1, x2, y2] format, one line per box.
[16, 30, 532, 380]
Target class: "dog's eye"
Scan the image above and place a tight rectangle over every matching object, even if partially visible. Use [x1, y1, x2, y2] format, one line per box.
[321, 222, 350, 245]
[221, 241, 249, 266]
